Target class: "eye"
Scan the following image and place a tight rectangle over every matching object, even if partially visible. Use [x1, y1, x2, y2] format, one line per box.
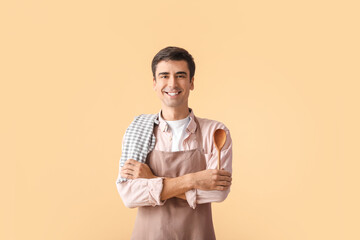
[177, 75, 185, 78]
[160, 75, 168, 79]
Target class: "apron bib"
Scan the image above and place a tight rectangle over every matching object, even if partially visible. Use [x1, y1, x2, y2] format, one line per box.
[130, 116, 216, 240]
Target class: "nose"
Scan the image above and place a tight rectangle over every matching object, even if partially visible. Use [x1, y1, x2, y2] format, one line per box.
[167, 74, 176, 87]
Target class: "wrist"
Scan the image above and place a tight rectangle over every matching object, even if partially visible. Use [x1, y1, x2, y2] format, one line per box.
[185, 172, 197, 190]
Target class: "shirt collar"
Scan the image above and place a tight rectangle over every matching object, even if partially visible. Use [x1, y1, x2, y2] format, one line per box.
[156, 108, 197, 133]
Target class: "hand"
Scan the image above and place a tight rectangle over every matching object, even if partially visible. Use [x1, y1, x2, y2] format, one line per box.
[120, 159, 157, 179]
[192, 168, 232, 191]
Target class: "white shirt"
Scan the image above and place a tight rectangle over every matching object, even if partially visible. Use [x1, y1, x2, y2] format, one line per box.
[159, 113, 190, 152]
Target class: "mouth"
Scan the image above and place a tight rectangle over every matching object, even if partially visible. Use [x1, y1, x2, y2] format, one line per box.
[163, 91, 182, 97]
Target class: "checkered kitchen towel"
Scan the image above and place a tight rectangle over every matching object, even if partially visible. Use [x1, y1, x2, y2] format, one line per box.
[116, 114, 159, 183]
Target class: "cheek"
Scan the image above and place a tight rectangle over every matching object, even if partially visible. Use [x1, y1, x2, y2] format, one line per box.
[157, 88, 164, 96]
[155, 82, 164, 90]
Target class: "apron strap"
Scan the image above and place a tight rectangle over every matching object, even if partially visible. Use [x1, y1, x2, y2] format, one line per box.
[193, 116, 204, 152]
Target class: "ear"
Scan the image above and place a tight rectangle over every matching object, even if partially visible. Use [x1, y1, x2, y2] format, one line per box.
[153, 77, 156, 91]
[190, 77, 194, 90]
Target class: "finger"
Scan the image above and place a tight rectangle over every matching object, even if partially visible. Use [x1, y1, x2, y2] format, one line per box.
[218, 175, 232, 182]
[124, 159, 132, 164]
[126, 174, 134, 179]
[121, 166, 135, 172]
[120, 171, 133, 179]
[218, 182, 231, 189]
[217, 181, 231, 186]
[124, 171, 135, 179]
[127, 159, 139, 165]
[124, 159, 135, 166]
[123, 162, 136, 169]
[215, 185, 229, 191]
[125, 169, 135, 175]
[212, 174, 232, 182]
[121, 169, 134, 179]
[218, 169, 232, 177]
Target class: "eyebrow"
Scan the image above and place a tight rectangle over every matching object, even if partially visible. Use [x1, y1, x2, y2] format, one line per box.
[158, 71, 188, 76]
[176, 71, 187, 75]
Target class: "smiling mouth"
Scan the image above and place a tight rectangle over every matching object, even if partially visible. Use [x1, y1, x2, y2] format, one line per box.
[164, 91, 182, 96]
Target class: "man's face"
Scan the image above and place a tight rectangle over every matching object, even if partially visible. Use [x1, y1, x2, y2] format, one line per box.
[153, 60, 194, 109]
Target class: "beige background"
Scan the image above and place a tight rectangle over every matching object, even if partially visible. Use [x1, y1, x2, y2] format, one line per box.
[1, 0, 359, 239]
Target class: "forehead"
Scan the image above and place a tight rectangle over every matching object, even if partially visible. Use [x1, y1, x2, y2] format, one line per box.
[155, 60, 189, 74]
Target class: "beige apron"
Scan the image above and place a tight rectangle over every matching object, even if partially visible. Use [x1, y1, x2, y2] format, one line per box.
[130, 116, 216, 240]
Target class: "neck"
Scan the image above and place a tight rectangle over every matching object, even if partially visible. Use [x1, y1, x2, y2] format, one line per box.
[161, 105, 189, 121]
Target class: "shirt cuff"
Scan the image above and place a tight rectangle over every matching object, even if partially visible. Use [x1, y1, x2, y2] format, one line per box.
[185, 189, 197, 209]
[148, 177, 167, 206]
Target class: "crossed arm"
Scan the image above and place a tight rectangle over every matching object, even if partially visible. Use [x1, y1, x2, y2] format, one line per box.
[119, 159, 232, 201]
[117, 124, 233, 208]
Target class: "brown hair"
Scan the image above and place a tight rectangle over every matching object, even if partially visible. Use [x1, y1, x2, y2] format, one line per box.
[151, 46, 196, 82]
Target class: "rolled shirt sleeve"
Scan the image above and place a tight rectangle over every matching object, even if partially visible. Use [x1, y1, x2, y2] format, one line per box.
[116, 173, 167, 208]
[185, 189, 197, 209]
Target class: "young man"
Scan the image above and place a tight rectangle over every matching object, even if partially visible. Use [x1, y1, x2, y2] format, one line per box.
[116, 46, 232, 240]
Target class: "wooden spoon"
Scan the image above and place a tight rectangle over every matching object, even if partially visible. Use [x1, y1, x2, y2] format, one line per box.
[213, 129, 227, 170]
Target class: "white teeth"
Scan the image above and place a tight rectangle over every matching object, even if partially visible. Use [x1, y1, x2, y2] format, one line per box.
[167, 92, 180, 96]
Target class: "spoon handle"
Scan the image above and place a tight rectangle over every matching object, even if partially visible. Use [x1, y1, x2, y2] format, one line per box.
[217, 150, 221, 170]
